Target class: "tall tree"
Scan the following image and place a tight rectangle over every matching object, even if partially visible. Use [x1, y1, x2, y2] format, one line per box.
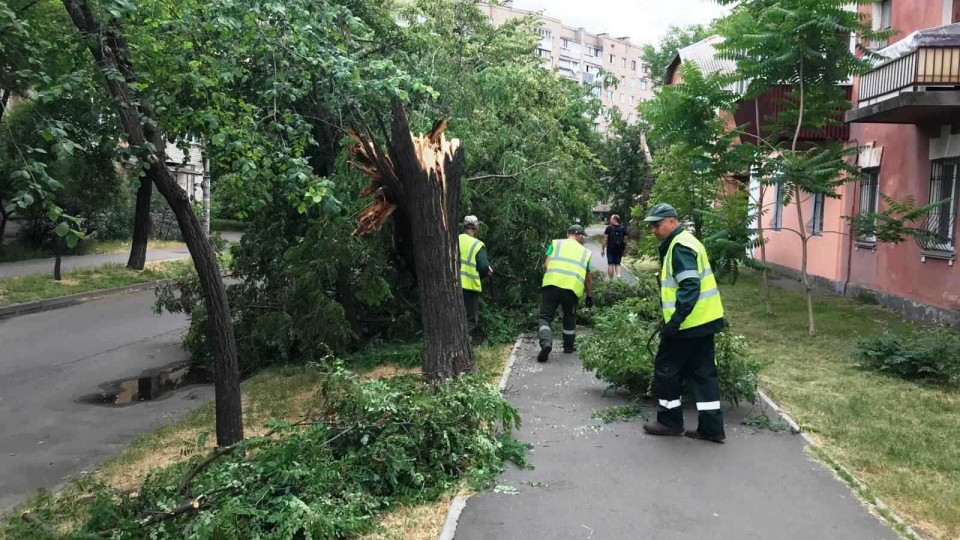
[600, 111, 652, 222]
[715, 0, 886, 335]
[641, 24, 711, 87]
[61, 0, 244, 445]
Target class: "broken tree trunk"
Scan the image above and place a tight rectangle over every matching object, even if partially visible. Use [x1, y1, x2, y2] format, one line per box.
[349, 99, 475, 382]
[62, 0, 243, 445]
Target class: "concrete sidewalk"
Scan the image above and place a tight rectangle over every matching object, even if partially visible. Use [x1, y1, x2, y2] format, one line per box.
[453, 338, 896, 539]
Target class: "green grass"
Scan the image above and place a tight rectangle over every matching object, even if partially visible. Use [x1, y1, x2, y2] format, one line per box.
[211, 218, 249, 232]
[0, 239, 185, 263]
[0, 259, 194, 306]
[722, 272, 960, 539]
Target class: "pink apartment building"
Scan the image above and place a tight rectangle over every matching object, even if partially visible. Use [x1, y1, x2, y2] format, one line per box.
[669, 1, 960, 325]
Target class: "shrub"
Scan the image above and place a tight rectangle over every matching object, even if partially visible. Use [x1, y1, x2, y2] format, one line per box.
[854, 330, 960, 385]
[589, 271, 659, 309]
[580, 298, 766, 406]
[7, 366, 524, 539]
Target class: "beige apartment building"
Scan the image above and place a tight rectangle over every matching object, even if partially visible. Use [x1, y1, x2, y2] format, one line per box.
[480, 2, 654, 133]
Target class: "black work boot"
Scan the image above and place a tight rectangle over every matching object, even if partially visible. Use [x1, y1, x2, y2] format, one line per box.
[563, 341, 576, 354]
[642, 420, 684, 437]
[684, 430, 726, 444]
[537, 341, 552, 363]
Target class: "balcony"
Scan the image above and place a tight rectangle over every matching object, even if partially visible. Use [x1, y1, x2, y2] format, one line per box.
[847, 25, 960, 125]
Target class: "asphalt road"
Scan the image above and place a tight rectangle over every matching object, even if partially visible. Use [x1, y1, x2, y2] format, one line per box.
[0, 289, 212, 512]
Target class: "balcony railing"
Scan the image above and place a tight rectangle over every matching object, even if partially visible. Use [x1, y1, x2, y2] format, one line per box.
[859, 47, 960, 105]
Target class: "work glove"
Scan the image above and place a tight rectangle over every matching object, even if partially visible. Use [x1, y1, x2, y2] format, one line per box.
[585, 295, 594, 308]
[661, 318, 681, 338]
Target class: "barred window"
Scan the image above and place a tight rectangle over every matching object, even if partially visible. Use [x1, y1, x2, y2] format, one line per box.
[810, 193, 825, 236]
[772, 182, 783, 231]
[924, 159, 959, 253]
[857, 169, 880, 243]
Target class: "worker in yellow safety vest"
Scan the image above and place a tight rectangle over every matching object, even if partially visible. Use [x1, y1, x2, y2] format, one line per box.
[536, 224, 593, 363]
[459, 215, 493, 333]
[641, 203, 727, 443]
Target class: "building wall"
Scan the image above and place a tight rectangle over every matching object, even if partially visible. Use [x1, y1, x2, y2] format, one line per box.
[480, 3, 654, 133]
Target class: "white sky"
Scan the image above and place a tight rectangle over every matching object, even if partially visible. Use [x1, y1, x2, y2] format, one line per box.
[510, 0, 729, 46]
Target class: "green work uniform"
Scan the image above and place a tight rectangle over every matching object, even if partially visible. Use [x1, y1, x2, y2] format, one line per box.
[538, 239, 591, 350]
[654, 226, 726, 438]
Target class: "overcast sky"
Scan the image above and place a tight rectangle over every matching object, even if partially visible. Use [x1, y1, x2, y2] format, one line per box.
[510, 0, 729, 46]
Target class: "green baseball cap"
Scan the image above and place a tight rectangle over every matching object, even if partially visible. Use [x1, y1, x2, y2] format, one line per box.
[642, 203, 679, 223]
[567, 224, 585, 235]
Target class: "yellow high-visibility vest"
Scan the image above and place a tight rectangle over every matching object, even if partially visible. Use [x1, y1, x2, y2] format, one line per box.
[459, 233, 484, 292]
[542, 239, 591, 298]
[660, 230, 724, 329]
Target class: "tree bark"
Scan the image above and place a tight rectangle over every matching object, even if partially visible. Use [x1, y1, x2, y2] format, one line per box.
[753, 100, 773, 315]
[53, 248, 62, 281]
[0, 90, 9, 122]
[62, 0, 243, 445]
[349, 99, 474, 381]
[127, 176, 152, 270]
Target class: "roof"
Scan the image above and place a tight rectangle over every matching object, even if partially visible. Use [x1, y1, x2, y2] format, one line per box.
[874, 22, 960, 65]
[677, 35, 737, 76]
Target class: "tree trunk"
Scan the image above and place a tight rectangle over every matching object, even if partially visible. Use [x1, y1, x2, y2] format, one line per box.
[127, 176, 152, 270]
[349, 99, 475, 381]
[63, 0, 243, 446]
[0, 90, 9, 122]
[202, 152, 211, 237]
[794, 186, 815, 336]
[0, 201, 8, 246]
[53, 249, 62, 281]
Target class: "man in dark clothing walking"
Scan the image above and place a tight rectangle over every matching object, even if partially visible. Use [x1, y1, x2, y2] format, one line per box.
[641, 203, 726, 443]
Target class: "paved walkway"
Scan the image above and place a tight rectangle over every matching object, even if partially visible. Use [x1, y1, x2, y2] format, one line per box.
[453, 231, 895, 539]
[0, 231, 242, 279]
[585, 224, 635, 284]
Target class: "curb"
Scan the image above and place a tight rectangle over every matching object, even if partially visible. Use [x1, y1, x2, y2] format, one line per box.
[0, 280, 169, 320]
[437, 334, 527, 540]
[757, 390, 926, 540]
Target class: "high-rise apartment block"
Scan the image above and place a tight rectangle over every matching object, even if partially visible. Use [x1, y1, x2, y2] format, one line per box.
[479, 2, 654, 133]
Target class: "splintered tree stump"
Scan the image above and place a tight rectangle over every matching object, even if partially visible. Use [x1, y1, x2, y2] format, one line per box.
[348, 98, 475, 381]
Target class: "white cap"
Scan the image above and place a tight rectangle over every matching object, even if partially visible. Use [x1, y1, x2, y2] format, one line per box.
[464, 215, 479, 228]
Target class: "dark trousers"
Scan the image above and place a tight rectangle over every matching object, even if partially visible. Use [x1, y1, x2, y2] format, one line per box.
[654, 334, 725, 437]
[463, 289, 480, 333]
[538, 286, 578, 348]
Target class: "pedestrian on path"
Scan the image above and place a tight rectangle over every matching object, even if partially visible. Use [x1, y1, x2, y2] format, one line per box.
[640, 203, 727, 443]
[537, 224, 593, 363]
[460, 215, 493, 333]
[601, 214, 627, 280]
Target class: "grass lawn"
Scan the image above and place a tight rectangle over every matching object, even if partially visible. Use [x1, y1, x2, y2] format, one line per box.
[1, 342, 517, 540]
[0, 239, 185, 264]
[721, 272, 960, 539]
[0, 259, 194, 306]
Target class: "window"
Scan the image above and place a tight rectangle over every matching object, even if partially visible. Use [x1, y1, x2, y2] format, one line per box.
[606, 90, 614, 100]
[631, 60, 637, 71]
[857, 169, 880, 243]
[628, 113, 635, 122]
[810, 193, 825, 236]
[641, 79, 648, 90]
[609, 54, 615, 64]
[630, 95, 635, 105]
[630, 78, 636, 88]
[621, 57, 626, 68]
[535, 28, 552, 38]
[879, 0, 892, 30]
[584, 64, 599, 74]
[925, 159, 959, 253]
[588, 46, 603, 58]
[537, 49, 551, 59]
[620, 93, 626, 103]
[772, 183, 784, 230]
[594, 122, 601, 132]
